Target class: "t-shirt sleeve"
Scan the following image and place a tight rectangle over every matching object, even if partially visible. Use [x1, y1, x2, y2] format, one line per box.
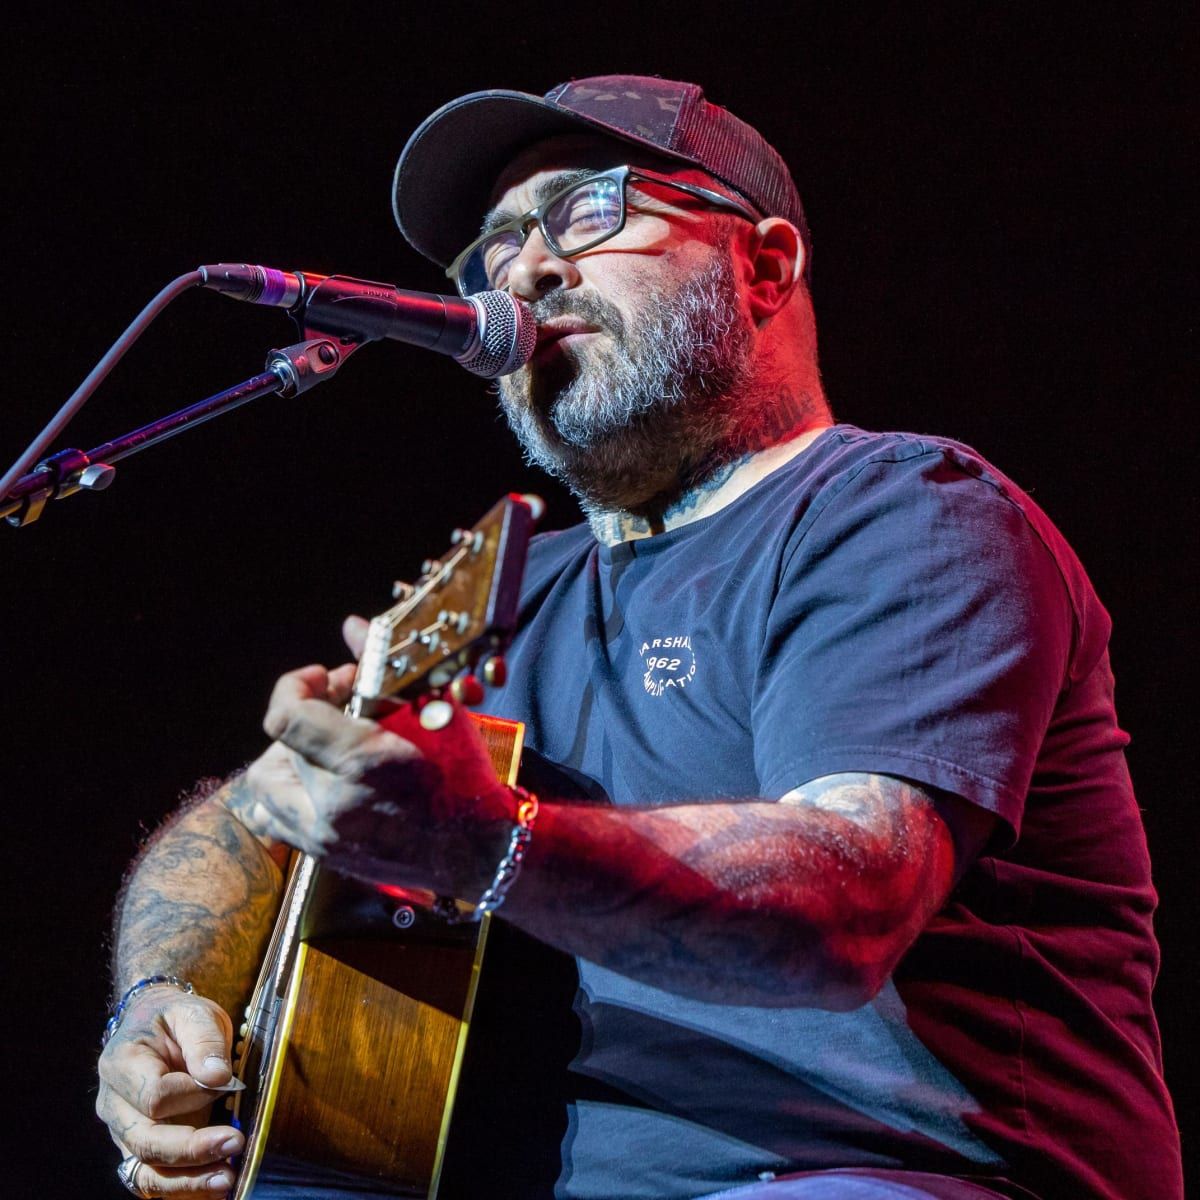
[752, 447, 1075, 842]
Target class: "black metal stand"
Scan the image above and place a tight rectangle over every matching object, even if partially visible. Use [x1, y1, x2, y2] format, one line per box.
[1, 336, 355, 527]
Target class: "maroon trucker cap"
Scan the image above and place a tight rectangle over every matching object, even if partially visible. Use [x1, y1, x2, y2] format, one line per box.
[392, 75, 811, 281]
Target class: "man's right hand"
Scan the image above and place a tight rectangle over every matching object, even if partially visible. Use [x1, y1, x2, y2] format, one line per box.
[96, 985, 244, 1197]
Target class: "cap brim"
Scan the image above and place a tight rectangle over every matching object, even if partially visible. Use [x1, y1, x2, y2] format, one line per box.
[392, 88, 690, 270]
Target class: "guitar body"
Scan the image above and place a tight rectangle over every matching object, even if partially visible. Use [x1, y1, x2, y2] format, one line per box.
[231, 713, 524, 1199]
[226, 495, 540, 1199]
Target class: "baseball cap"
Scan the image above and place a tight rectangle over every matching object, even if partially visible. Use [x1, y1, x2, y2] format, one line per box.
[392, 74, 811, 281]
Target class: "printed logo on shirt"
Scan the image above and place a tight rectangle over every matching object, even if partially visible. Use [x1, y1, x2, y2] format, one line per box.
[639, 635, 696, 697]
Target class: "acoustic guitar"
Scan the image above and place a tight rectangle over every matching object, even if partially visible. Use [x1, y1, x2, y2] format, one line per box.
[226, 494, 538, 1198]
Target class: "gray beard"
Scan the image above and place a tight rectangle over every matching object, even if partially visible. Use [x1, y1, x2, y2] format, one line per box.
[496, 252, 759, 513]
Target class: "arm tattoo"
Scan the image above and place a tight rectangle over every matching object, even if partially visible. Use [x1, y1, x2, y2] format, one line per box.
[111, 774, 283, 1016]
[511, 773, 954, 1007]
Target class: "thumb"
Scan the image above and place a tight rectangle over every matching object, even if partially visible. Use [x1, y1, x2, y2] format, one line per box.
[169, 997, 234, 1086]
[343, 614, 369, 660]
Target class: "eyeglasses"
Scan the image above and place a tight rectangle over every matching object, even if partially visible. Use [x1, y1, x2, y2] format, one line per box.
[446, 164, 761, 297]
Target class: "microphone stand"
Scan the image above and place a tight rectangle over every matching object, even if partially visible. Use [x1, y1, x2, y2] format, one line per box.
[1, 335, 356, 527]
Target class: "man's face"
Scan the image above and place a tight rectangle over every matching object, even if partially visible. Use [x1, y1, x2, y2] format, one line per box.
[488, 136, 761, 513]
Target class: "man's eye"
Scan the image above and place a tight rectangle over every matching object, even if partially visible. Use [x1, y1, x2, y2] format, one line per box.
[572, 199, 619, 222]
[554, 197, 620, 237]
[482, 240, 520, 286]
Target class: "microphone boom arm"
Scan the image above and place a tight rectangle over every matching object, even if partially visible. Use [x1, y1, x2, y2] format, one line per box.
[1, 336, 353, 527]
[1, 261, 532, 528]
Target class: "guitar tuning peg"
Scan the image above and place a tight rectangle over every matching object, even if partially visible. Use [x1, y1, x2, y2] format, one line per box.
[392, 580, 414, 601]
[450, 674, 485, 706]
[481, 655, 507, 687]
[436, 609, 471, 635]
[422, 557, 453, 584]
[452, 530, 485, 555]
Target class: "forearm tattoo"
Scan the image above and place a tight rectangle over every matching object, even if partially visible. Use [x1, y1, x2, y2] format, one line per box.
[515, 773, 952, 1007]
[111, 775, 283, 1016]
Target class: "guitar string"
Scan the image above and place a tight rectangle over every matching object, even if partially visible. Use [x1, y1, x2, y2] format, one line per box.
[381, 544, 474, 661]
[380, 541, 472, 629]
[384, 620, 458, 659]
[388, 619, 452, 657]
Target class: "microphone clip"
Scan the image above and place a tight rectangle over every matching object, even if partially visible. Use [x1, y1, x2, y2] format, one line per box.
[267, 336, 359, 397]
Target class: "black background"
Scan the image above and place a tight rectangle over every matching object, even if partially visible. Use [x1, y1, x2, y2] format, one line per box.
[2, 4, 1192, 1194]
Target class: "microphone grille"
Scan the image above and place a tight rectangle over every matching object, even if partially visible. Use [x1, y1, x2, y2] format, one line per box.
[458, 292, 538, 379]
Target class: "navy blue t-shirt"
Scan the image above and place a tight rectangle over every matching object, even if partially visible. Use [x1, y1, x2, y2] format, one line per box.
[475, 426, 1180, 1200]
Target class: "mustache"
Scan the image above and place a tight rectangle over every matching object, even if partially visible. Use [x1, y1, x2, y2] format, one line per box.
[530, 289, 626, 340]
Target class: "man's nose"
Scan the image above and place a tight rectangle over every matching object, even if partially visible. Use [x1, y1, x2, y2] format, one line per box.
[506, 228, 581, 300]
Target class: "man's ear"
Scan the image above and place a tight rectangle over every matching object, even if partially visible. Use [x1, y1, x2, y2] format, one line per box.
[743, 218, 804, 322]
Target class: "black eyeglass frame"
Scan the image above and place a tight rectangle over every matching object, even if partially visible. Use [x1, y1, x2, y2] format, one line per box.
[446, 164, 762, 296]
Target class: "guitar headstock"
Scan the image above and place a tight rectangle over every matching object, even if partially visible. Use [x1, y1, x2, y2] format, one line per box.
[349, 494, 537, 718]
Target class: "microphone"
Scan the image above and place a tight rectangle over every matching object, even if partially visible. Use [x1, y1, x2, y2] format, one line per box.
[198, 263, 537, 379]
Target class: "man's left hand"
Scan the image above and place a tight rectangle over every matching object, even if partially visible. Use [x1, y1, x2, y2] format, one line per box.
[228, 661, 515, 897]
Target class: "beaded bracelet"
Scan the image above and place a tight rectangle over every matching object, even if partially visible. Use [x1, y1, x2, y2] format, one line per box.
[434, 786, 539, 924]
[102, 975, 195, 1047]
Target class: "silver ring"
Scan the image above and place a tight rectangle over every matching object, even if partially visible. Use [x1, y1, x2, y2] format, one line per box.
[117, 1154, 153, 1198]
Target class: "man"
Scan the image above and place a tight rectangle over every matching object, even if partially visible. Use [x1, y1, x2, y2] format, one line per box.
[96, 76, 1182, 1199]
